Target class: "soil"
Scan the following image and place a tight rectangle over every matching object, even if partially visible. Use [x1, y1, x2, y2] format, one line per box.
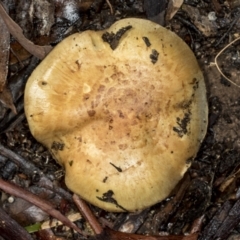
[1, 0, 240, 240]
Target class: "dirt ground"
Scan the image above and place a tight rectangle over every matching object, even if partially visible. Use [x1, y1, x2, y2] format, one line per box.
[1, 0, 240, 240]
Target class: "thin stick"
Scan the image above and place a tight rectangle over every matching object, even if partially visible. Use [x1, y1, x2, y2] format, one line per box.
[73, 194, 103, 235]
[214, 37, 240, 88]
[0, 178, 84, 235]
[0, 144, 72, 201]
[106, 0, 114, 15]
[190, 215, 205, 234]
[90, 227, 198, 240]
[0, 143, 42, 173]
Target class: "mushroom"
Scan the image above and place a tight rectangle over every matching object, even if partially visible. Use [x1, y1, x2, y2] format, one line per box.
[24, 18, 208, 212]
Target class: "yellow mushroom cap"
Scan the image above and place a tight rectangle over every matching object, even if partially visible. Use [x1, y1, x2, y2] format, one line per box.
[24, 18, 208, 212]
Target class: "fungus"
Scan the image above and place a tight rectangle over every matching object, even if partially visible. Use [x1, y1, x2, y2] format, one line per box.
[24, 18, 208, 212]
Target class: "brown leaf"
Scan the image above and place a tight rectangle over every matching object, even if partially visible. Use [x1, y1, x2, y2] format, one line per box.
[181, 4, 217, 37]
[166, 0, 184, 22]
[0, 2, 52, 60]
[10, 40, 31, 65]
[0, 85, 17, 114]
[0, 2, 9, 92]
[79, 0, 95, 11]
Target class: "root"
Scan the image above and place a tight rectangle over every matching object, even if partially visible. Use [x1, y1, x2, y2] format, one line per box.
[214, 36, 240, 88]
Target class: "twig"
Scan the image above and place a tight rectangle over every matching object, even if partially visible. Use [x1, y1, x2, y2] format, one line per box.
[214, 199, 240, 239]
[72, 191, 198, 239]
[0, 178, 84, 235]
[199, 201, 233, 240]
[174, 15, 203, 37]
[214, 12, 240, 47]
[90, 227, 198, 240]
[0, 143, 43, 174]
[151, 174, 191, 234]
[1, 112, 25, 133]
[214, 37, 240, 88]
[190, 215, 205, 234]
[0, 206, 33, 240]
[0, 2, 52, 59]
[0, 1, 9, 92]
[41, 212, 82, 230]
[73, 192, 199, 239]
[73, 194, 103, 235]
[37, 176, 73, 202]
[106, 0, 114, 15]
[0, 143, 72, 201]
[115, 209, 149, 233]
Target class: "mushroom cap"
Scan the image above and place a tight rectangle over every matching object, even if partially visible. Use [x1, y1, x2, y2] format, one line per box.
[24, 18, 208, 212]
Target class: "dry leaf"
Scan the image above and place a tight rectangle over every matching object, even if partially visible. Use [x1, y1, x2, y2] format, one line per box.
[182, 4, 217, 37]
[0, 86, 17, 114]
[0, 2, 9, 92]
[166, 0, 184, 22]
